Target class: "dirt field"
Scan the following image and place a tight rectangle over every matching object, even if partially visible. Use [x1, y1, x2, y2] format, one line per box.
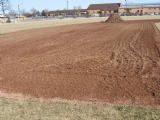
[1, 15, 160, 34]
[1, 19, 160, 107]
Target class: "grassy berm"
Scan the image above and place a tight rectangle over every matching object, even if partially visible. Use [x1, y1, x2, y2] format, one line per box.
[0, 97, 160, 120]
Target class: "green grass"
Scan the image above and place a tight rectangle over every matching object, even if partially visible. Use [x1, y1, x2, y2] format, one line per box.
[0, 96, 160, 120]
[1, 15, 160, 34]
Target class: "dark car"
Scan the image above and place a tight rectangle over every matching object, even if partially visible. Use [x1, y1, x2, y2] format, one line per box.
[144, 12, 149, 15]
[121, 12, 126, 16]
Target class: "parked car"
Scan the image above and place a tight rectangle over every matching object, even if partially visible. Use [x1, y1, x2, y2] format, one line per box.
[121, 12, 126, 16]
[90, 14, 99, 17]
[150, 12, 154, 15]
[144, 12, 150, 15]
[117, 12, 122, 16]
[154, 12, 159, 15]
[130, 12, 135, 16]
[104, 13, 109, 16]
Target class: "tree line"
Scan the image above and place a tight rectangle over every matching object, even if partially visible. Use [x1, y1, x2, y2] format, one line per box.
[9, 8, 49, 17]
[1, 0, 82, 19]
[0, 0, 49, 18]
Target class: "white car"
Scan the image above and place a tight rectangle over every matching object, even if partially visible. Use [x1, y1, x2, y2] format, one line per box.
[150, 12, 154, 15]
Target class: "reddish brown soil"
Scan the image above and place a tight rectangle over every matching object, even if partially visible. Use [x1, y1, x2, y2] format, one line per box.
[105, 14, 125, 23]
[1, 20, 160, 107]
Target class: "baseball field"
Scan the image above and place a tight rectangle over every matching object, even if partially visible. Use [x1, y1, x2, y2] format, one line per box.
[1, 16, 160, 119]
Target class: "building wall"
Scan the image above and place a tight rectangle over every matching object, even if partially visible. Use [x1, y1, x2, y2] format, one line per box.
[119, 7, 160, 13]
[87, 9, 101, 14]
[87, 9, 116, 14]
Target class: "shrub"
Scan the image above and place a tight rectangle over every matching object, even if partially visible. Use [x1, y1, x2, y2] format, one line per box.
[73, 14, 77, 18]
[99, 11, 103, 17]
[140, 12, 143, 16]
[126, 12, 131, 16]
[86, 11, 90, 18]
[6, 17, 11, 23]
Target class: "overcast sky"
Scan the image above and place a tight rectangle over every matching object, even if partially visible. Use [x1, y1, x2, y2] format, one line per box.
[1, 0, 160, 14]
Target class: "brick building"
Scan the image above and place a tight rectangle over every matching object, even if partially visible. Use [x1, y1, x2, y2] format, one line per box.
[47, 2, 160, 16]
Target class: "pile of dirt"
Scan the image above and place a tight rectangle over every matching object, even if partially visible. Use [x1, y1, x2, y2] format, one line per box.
[105, 14, 125, 23]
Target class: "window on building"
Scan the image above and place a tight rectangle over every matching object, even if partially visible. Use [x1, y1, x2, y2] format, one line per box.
[93, 11, 95, 13]
[154, 8, 156, 10]
[149, 8, 151, 10]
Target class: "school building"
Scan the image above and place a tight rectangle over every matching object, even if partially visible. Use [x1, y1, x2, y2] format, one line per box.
[47, 2, 160, 16]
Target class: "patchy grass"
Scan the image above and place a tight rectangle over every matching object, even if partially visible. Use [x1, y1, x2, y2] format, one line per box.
[121, 15, 160, 21]
[0, 97, 160, 120]
[155, 23, 160, 32]
[1, 16, 160, 34]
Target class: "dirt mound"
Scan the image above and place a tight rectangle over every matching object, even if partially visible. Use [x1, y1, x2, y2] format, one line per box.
[1, 20, 160, 107]
[105, 14, 125, 23]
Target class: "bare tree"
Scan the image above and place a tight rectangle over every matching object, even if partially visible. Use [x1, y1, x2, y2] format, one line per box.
[30, 7, 38, 16]
[9, 9, 17, 16]
[44, 9, 49, 14]
[0, 0, 10, 22]
[77, 5, 81, 10]
[73, 6, 76, 10]
[21, 9, 26, 16]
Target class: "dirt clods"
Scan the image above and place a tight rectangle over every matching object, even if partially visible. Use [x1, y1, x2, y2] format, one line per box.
[1, 19, 160, 107]
[105, 14, 125, 23]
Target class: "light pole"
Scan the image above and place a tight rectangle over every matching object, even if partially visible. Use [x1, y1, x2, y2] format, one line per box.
[66, 0, 68, 15]
[21, 3, 23, 15]
[125, 0, 127, 13]
[18, 5, 20, 21]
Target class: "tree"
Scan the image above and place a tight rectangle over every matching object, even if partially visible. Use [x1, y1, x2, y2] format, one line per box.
[6, 16, 11, 23]
[9, 9, 17, 16]
[99, 11, 103, 17]
[0, 0, 10, 22]
[36, 11, 40, 16]
[86, 11, 90, 18]
[23, 12, 32, 17]
[42, 10, 46, 16]
[77, 5, 81, 10]
[44, 9, 49, 14]
[21, 9, 26, 16]
[30, 7, 38, 16]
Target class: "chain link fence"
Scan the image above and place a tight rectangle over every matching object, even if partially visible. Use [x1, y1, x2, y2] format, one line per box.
[1, 12, 160, 24]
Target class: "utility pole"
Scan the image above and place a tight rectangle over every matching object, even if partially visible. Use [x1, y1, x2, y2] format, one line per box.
[18, 5, 20, 21]
[66, 0, 68, 15]
[21, 3, 23, 15]
[125, 0, 127, 13]
[1, 0, 5, 22]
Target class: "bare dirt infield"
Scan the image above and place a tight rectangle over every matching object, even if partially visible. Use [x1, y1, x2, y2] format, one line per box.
[1, 19, 160, 107]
